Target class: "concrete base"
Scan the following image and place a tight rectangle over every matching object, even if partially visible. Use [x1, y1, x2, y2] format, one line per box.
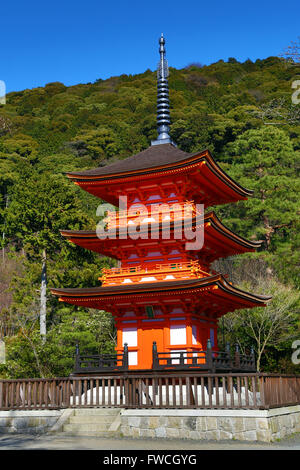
[0, 410, 63, 434]
[0, 406, 299, 442]
[120, 406, 300, 443]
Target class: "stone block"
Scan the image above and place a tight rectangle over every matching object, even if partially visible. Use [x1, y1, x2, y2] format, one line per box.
[242, 430, 257, 441]
[140, 428, 155, 438]
[0, 418, 10, 427]
[155, 426, 166, 438]
[128, 416, 141, 428]
[269, 417, 280, 434]
[196, 416, 207, 431]
[206, 417, 217, 430]
[294, 415, 300, 432]
[14, 418, 29, 429]
[218, 417, 233, 433]
[219, 430, 233, 440]
[205, 429, 221, 441]
[244, 417, 256, 431]
[166, 427, 180, 438]
[168, 416, 182, 428]
[256, 430, 272, 443]
[184, 417, 196, 430]
[189, 430, 205, 440]
[179, 428, 191, 439]
[120, 425, 130, 437]
[232, 418, 244, 433]
[131, 427, 141, 438]
[0, 426, 15, 434]
[158, 416, 168, 427]
[256, 418, 268, 430]
[121, 416, 128, 425]
[148, 416, 159, 429]
[139, 417, 150, 429]
[233, 432, 246, 441]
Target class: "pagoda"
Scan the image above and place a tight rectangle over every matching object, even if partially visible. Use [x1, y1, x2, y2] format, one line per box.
[51, 35, 271, 372]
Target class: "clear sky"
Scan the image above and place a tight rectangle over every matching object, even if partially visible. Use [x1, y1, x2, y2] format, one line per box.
[1, 0, 299, 93]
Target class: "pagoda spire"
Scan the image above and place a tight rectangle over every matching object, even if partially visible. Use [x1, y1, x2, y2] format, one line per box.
[151, 33, 176, 146]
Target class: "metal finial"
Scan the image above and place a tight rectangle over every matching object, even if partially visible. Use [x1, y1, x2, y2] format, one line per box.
[158, 33, 168, 80]
[151, 34, 176, 146]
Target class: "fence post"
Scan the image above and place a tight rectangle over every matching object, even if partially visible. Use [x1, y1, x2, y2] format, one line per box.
[123, 343, 129, 370]
[259, 375, 266, 408]
[152, 341, 159, 370]
[180, 352, 185, 367]
[0, 381, 3, 409]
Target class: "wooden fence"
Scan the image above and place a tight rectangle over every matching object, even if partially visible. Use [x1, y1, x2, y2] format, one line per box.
[0, 373, 300, 411]
[74, 341, 256, 374]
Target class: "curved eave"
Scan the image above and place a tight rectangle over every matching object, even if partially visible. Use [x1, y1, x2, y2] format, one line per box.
[59, 211, 263, 257]
[204, 211, 263, 251]
[66, 148, 253, 200]
[50, 275, 272, 311]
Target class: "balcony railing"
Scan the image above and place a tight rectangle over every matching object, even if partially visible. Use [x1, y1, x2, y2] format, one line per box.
[105, 200, 204, 229]
[152, 341, 256, 373]
[100, 260, 208, 285]
[73, 341, 256, 375]
[74, 344, 129, 374]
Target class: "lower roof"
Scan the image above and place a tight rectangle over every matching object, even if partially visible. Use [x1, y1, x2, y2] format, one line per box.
[51, 274, 271, 310]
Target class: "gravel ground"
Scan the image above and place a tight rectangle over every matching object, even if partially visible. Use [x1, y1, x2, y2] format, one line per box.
[0, 432, 300, 451]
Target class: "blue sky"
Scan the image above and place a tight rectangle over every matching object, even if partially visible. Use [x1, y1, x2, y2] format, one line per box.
[1, 0, 299, 93]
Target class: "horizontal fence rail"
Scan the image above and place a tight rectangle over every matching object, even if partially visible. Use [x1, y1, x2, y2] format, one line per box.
[74, 344, 129, 374]
[0, 374, 300, 411]
[73, 341, 256, 374]
[152, 341, 256, 372]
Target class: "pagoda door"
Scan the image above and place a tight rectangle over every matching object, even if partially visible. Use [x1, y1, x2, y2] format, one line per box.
[139, 326, 164, 369]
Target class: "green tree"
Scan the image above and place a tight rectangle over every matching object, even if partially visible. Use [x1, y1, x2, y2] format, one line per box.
[219, 126, 300, 285]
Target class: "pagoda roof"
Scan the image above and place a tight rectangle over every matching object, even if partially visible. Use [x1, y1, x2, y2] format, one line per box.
[68, 143, 189, 179]
[66, 144, 253, 203]
[60, 211, 262, 262]
[50, 274, 271, 317]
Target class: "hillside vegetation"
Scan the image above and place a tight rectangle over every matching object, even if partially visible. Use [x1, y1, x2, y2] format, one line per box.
[0, 56, 299, 377]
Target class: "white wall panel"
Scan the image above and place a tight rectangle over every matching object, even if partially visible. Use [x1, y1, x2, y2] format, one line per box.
[122, 327, 137, 347]
[170, 325, 186, 345]
[128, 351, 138, 366]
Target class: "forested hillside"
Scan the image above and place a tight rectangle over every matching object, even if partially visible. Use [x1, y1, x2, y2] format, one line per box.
[0, 56, 299, 377]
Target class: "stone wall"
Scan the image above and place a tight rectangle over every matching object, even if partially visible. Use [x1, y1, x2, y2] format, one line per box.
[0, 410, 63, 434]
[120, 406, 300, 442]
[0, 406, 299, 442]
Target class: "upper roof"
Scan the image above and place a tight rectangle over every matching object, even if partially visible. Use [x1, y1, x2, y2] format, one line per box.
[67, 143, 189, 178]
[66, 144, 252, 198]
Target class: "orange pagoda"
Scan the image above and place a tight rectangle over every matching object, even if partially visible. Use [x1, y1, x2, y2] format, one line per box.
[51, 35, 271, 374]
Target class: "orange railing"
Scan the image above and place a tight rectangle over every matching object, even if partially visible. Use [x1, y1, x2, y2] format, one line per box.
[105, 201, 203, 229]
[100, 261, 209, 285]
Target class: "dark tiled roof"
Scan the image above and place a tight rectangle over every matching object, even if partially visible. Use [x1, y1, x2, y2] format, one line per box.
[67, 143, 191, 177]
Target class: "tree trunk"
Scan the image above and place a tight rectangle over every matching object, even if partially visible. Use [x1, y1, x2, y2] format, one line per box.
[40, 249, 47, 341]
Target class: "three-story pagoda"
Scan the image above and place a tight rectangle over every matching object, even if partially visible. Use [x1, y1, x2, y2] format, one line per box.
[51, 35, 271, 372]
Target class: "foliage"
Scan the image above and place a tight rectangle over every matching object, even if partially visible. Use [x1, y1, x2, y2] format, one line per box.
[219, 276, 299, 371]
[0, 56, 299, 377]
